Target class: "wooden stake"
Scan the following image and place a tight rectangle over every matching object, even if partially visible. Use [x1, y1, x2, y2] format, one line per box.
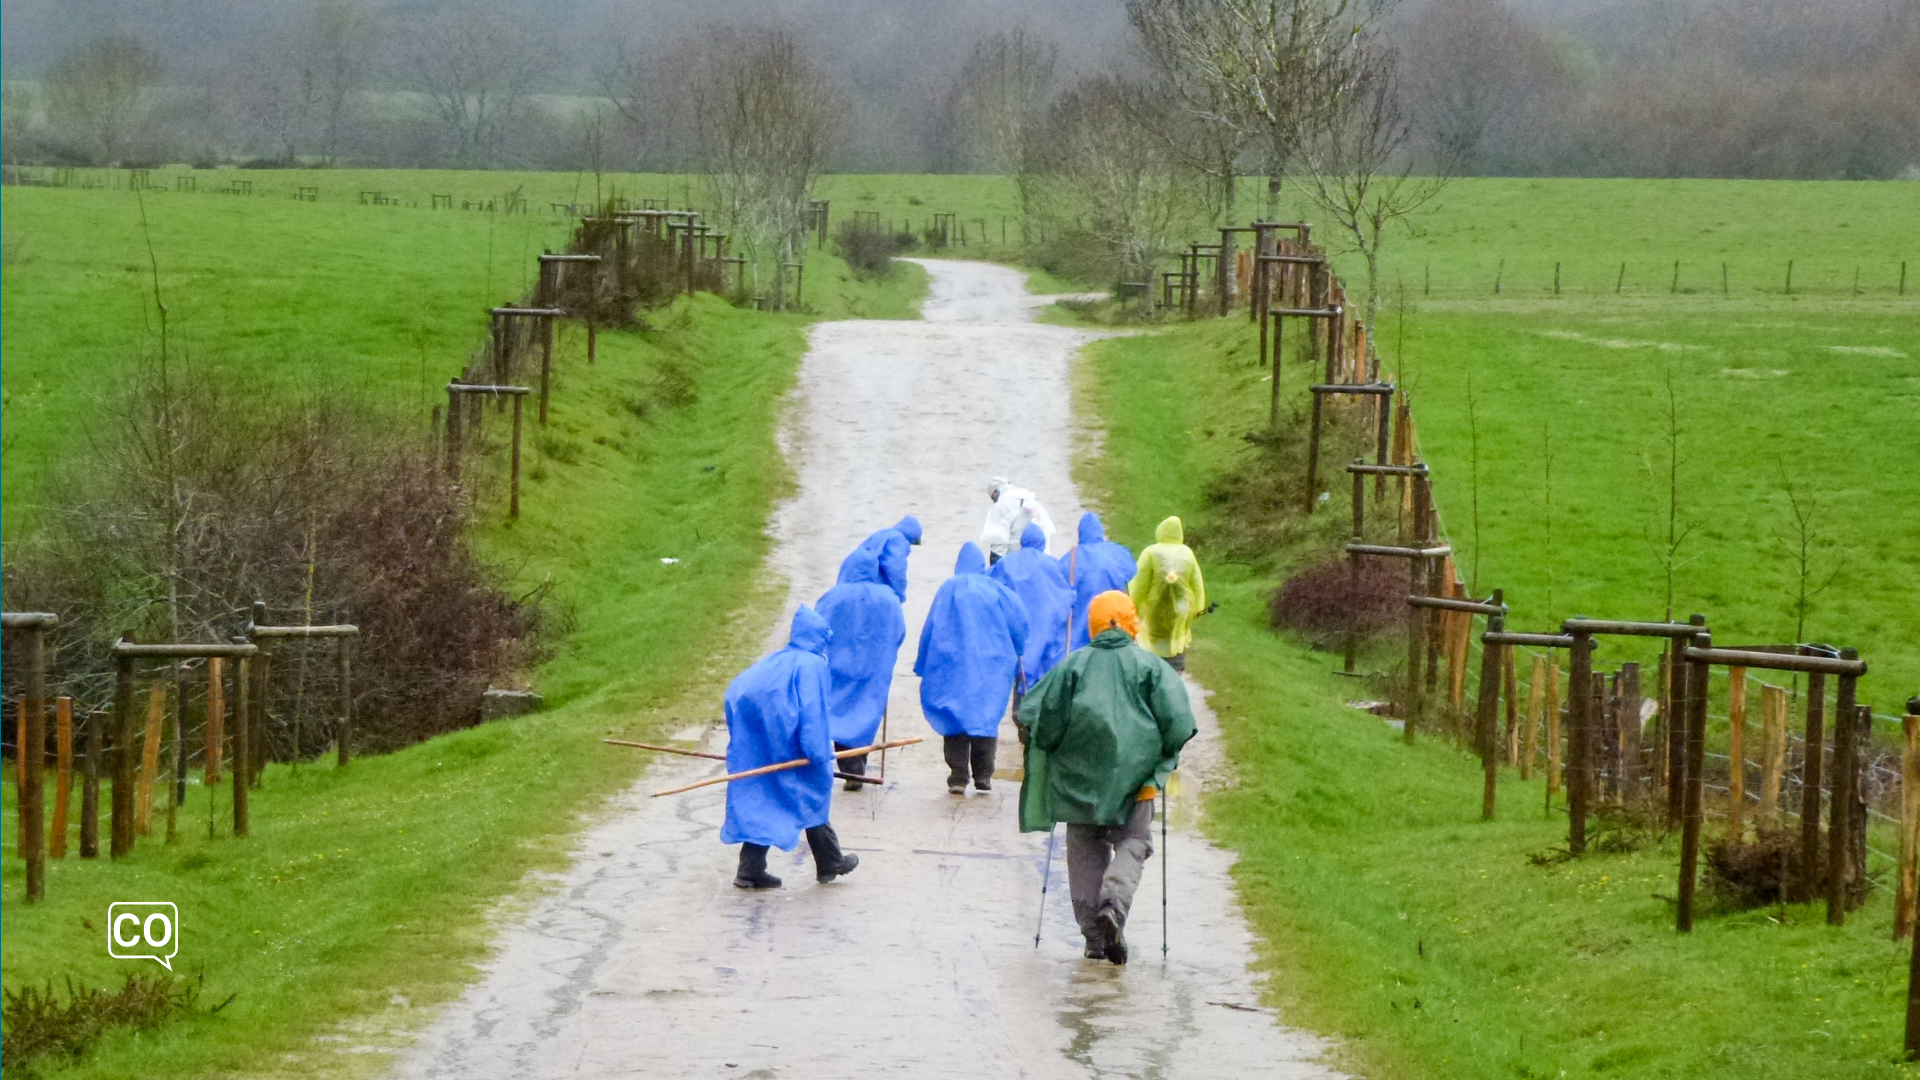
[233, 654, 251, 837]
[137, 685, 163, 836]
[1546, 660, 1562, 806]
[206, 657, 225, 785]
[1898, 712, 1919, 940]
[52, 697, 71, 859]
[1800, 670, 1827, 903]
[1523, 653, 1546, 781]
[1503, 646, 1520, 767]
[1727, 666, 1747, 839]
[1759, 684, 1786, 825]
[81, 704, 101, 858]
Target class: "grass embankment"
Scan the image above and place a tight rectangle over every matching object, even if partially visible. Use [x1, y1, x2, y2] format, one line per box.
[1075, 179, 1917, 1080]
[0, 176, 926, 1077]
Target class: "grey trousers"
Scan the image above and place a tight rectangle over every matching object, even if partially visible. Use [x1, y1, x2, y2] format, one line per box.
[1066, 798, 1155, 941]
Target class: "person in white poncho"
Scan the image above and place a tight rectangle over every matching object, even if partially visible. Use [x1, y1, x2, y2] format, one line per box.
[980, 477, 1055, 564]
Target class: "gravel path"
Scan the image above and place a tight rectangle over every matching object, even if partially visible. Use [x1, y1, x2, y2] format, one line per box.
[394, 259, 1345, 1080]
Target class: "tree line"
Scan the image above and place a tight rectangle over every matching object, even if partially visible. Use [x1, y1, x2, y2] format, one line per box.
[1, 0, 1913, 182]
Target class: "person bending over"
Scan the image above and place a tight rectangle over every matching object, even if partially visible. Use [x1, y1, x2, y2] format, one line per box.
[722, 606, 860, 889]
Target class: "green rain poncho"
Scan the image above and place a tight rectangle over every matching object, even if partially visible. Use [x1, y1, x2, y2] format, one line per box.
[1129, 516, 1206, 658]
[1015, 628, 1196, 832]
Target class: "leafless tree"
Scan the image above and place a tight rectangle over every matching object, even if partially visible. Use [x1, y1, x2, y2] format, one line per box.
[945, 28, 1059, 174]
[1125, 0, 1392, 215]
[305, 1, 376, 165]
[692, 26, 840, 310]
[231, 39, 320, 163]
[1020, 73, 1212, 297]
[1296, 45, 1449, 324]
[601, 36, 702, 171]
[2, 82, 39, 166]
[402, 7, 550, 167]
[1396, 0, 1572, 174]
[46, 33, 164, 164]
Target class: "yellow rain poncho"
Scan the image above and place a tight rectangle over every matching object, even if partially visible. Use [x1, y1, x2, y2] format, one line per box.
[1128, 516, 1205, 658]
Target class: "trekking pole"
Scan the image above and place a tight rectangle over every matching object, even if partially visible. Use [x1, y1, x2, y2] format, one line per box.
[1035, 825, 1058, 949]
[1162, 788, 1170, 960]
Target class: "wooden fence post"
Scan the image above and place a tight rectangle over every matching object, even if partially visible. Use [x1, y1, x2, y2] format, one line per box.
[206, 657, 224, 785]
[111, 648, 135, 858]
[1759, 684, 1786, 824]
[1826, 655, 1860, 926]
[1800, 667, 1828, 903]
[1503, 646, 1520, 767]
[21, 624, 47, 899]
[1567, 630, 1593, 853]
[1619, 662, 1642, 802]
[1900, 710, 1920, 940]
[510, 392, 524, 519]
[233, 648, 251, 837]
[1546, 659, 1562, 810]
[336, 639, 353, 767]
[81, 707, 100, 858]
[51, 697, 71, 860]
[137, 685, 164, 836]
[1677, 628, 1710, 932]
[1727, 666, 1747, 839]
[1524, 653, 1546, 781]
[1476, 592, 1506, 820]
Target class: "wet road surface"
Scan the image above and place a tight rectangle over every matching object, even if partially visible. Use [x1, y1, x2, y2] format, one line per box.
[394, 260, 1346, 1079]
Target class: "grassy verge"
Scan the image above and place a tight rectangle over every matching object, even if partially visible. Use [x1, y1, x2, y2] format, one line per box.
[1075, 308, 1918, 1079]
[1, 177, 926, 1076]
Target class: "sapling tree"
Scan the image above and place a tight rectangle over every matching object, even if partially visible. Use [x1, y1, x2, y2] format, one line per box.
[1642, 364, 1700, 619]
[1772, 470, 1844, 645]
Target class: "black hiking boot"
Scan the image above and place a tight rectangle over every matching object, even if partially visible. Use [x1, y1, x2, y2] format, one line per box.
[1097, 908, 1128, 966]
[734, 844, 781, 890]
[1083, 937, 1107, 960]
[817, 853, 859, 883]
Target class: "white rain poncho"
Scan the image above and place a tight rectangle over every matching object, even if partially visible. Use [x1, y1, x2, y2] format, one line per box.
[980, 478, 1056, 560]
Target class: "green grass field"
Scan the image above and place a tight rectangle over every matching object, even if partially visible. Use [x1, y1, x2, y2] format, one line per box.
[0, 175, 926, 1076]
[1073, 177, 1919, 1079]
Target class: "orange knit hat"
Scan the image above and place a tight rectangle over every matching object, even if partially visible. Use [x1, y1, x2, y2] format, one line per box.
[1086, 590, 1139, 639]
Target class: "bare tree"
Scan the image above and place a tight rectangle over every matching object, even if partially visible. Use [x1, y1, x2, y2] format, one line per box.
[1295, 45, 1449, 324]
[1020, 73, 1211, 297]
[945, 28, 1059, 174]
[231, 40, 320, 163]
[306, 0, 376, 165]
[46, 33, 164, 164]
[1125, 0, 1392, 216]
[402, 8, 549, 168]
[1773, 470, 1844, 644]
[601, 36, 702, 171]
[692, 26, 840, 310]
[1397, 0, 1571, 175]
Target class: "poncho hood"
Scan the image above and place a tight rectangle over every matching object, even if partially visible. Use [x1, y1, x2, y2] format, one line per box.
[1020, 522, 1047, 552]
[836, 546, 884, 586]
[954, 541, 988, 575]
[1156, 516, 1184, 544]
[1077, 512, 1106, 545]
[788, 605, 831, 656]
[893, 515, 923, 545]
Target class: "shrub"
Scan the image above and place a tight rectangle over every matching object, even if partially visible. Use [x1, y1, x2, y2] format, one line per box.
[1269, 555, 1409, 647]
[0, 972, 199, 1075]
[834, 219, 909, 277]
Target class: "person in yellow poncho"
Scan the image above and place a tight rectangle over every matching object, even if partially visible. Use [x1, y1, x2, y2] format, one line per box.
[1128, 516, 1205, 673]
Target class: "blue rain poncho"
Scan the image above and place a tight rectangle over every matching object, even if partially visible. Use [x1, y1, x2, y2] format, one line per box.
[990, 523, 1073, 684]
[840, 515, 922, 603]
[1062, 513, 1137, 649]
[720, 606, 836, 850]
[815, 547, 907, 748]
[914, 542, 1029, 738]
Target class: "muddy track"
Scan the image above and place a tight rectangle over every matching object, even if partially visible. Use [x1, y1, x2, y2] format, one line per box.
[395, 260, 1344, 1079]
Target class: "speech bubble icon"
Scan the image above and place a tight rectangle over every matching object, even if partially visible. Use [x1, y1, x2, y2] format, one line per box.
[107, 902, 178, 971]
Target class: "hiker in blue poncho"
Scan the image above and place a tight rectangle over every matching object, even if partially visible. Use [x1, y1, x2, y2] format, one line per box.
[1062, 513, 1137, 649]
[991, 523, 1074, 687]
[721, 605, 861, 890]
[815, 546, 907, 791]
[914, 542, 1029, 795]
[840, 515, 922, 602]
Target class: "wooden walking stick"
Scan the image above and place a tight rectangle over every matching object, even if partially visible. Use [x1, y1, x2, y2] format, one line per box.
[650, 737, 921, 798]
[1162, 788, 1171, 961]
[603, 740, 723, 759]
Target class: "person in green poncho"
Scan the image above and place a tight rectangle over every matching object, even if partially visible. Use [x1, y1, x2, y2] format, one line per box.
[1129, 515, 1206, 673]
[1016, 590, 1196, 964]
